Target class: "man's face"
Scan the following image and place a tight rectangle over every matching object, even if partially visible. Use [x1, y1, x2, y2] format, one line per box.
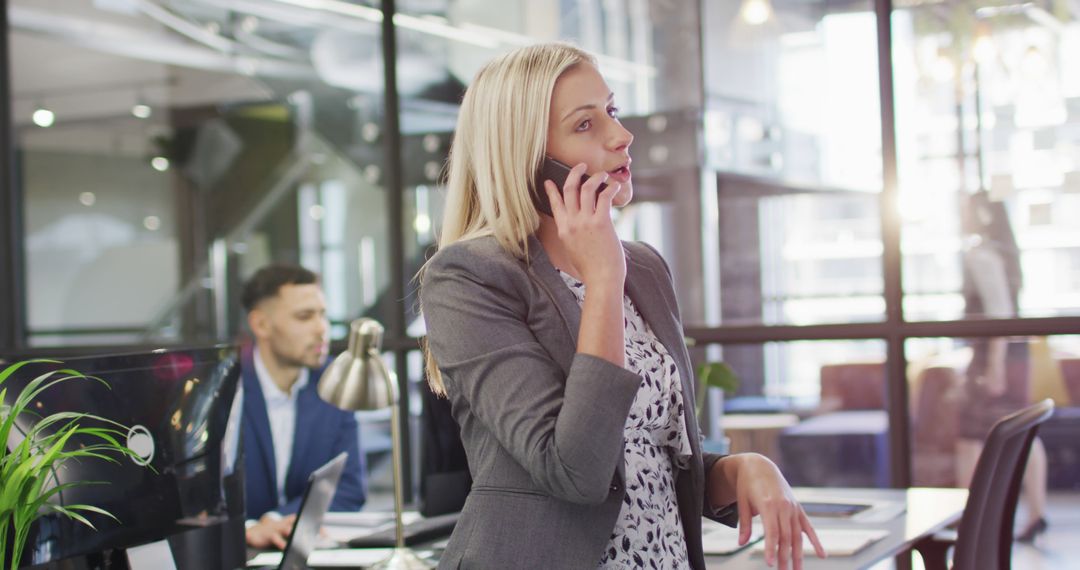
[250, 283, 330, 370]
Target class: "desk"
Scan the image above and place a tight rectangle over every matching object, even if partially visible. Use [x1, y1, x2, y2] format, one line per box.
[255, 487, 967, 569]
[779, 411, 891, 488]
[708, 487, 968, 569]
[722, 413, 800, 461]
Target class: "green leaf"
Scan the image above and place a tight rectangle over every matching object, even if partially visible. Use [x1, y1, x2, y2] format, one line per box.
[696, 361, 740, 394]
[0, 359, 147, 567]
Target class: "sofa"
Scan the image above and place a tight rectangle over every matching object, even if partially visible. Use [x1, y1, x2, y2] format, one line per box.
[777, 352, 1080, 489]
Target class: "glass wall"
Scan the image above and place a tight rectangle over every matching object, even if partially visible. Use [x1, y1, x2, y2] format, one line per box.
[393, 0, 710, 339]
[8, 0, 711, 345]
[708, 339, 890, 487]
[698, 0, 1080, 492]
[700, 0, 885, 329]
[5, 0, 714, 498]
[906, 334, 1080, 488]
[893, 1, 1080, 322]
[9, 0, 1079, 496]
[9, 0, 391, 345]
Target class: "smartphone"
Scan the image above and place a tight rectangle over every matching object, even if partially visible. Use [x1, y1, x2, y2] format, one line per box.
[532, 157, 608, 216]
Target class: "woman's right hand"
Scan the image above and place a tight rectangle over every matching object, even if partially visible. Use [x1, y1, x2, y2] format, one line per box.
[543, 163, 626, 288]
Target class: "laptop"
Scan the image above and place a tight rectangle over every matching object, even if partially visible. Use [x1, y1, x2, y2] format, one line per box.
[250, 452, 348, 570]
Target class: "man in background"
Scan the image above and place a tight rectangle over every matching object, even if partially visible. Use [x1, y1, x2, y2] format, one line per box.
[241, 263, 366, 548]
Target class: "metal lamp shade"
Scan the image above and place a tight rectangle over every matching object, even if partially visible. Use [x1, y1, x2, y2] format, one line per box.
[318, 318, 398, 411]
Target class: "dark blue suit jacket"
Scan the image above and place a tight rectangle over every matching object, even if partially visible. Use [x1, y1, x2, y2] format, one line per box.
[241, 347, 366, 519]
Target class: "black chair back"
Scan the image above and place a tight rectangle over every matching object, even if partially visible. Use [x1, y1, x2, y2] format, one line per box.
[953, 398, 1054, 570]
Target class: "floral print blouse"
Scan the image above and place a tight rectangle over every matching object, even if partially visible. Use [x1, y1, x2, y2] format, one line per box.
[557, 270, 694, 569]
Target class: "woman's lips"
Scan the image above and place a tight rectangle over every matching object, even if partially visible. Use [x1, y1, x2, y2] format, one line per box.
[607, 165, 631, 184]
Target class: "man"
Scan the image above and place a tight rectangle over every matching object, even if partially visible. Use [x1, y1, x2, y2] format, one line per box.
[241, 264, 366, 548]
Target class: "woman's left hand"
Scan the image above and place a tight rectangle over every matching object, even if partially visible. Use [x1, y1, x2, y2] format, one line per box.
[710, 453, 826, 570]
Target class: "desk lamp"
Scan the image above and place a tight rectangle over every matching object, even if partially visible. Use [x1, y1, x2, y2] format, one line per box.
[318, 318, 433, 569]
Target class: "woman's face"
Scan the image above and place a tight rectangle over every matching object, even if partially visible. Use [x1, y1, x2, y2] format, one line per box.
[545, 62, 634, 207]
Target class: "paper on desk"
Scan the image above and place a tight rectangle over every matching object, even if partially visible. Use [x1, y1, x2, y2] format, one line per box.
[751, 528, 889, 557]
[701, 521, 763, 555]
[320, 511, 424, 544]
[322, 511, 422, 527]
[247, 548, 395, 568]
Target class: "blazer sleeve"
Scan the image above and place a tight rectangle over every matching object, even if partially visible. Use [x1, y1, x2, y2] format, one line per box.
[421, 246, 642, 505]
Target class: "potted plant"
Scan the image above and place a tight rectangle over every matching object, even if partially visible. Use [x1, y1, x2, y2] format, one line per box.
[695, 361, 741, 420]
[1, 359, 140, 570]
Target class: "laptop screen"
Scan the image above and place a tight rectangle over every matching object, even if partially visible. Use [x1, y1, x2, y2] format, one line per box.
[278, 452, 348, 570]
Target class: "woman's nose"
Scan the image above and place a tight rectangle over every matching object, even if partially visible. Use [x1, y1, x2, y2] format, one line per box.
[610, 122, 633, 152]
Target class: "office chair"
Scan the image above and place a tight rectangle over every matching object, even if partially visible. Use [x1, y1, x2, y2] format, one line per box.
[913, 398, 1055, 570]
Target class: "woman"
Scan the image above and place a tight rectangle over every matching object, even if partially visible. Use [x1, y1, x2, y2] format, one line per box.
[420, 43, 825, 570]
[957, 191, 1048, 542]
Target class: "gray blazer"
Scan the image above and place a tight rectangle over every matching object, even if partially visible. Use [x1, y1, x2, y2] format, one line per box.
[421, 235, 732, 570]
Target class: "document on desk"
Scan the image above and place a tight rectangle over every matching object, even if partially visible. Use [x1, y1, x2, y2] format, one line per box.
[320, 511, 423, 543]
[700, 520, 763, 555]
[751, 529, 890, 557]
[247, 548, 395, 568]
[793, 490, 906, 523]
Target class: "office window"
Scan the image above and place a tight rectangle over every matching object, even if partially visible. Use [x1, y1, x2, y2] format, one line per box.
[394, 0, 709, 334]
[9, 0, 391, 345]
[707, 339, 891, 488]
[906, 334, 1080, 488]
[893, 2, 1080, 321]
[700, 0, 885, 328]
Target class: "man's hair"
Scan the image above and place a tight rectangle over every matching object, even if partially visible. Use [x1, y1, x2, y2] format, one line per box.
[241, 263, 319, 312]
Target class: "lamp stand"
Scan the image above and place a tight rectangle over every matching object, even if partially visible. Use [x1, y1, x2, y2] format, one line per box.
[370, 357, 433, 570]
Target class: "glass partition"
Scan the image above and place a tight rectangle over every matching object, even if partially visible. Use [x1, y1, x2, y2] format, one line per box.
[906, 334, 1080, 489]
[394, 0, 710, 329]
[10, 0, 390, 345]
[704, 339, 890, 488]
[699, 0, 886, 328]
[893, 1, 1080, 322]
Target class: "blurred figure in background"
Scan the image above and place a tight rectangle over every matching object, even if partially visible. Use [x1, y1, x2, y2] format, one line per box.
[240, 264, 367, 549]
[956, 190, 1048, 542]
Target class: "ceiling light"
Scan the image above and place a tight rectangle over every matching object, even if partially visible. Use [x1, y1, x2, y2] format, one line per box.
[32, 106, 55, 128]
[79, 192, 96, 207]
[132, 103, 152, 119]
[1021, 45, 1050, 78]
[414, 213, 431, 234]
[740, 0, 773, 26]
[240, 16, 259, 34]
[151, 156, 170, 171]
[972, 27, 996, 64]
[932, 50, 955, 82]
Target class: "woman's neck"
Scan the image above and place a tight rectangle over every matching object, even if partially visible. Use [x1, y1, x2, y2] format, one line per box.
[536, 216, 583, 280]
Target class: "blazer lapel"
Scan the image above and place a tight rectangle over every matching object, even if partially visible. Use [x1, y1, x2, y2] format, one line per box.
[623, 248, 703, 463]
[623, 250, 686, 386]
[241, 351, 278, 492]
[288, 384, 320, 493]
[525, 235, 582, 348]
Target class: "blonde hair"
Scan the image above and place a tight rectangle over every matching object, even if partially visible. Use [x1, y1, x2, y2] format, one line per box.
[423, 42, 596, 396]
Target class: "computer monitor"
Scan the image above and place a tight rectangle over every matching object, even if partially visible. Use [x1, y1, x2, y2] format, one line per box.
[2, 346, 243, 568]
[418, 381, 470, 517]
